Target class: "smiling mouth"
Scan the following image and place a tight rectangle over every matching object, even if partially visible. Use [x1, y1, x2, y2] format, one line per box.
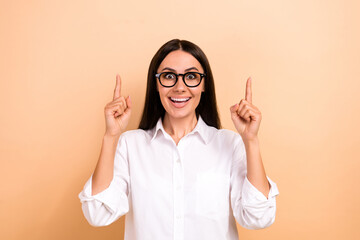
[169, 97, 191, 103]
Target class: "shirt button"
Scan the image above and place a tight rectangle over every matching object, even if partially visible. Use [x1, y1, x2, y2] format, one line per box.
[176, 215, 181, 219]
[176, 186, 181, 190]
[176, 159, 181, 163]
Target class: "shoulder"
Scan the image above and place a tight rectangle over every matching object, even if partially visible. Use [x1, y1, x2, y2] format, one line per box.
[199, 120, 243, 146]
[119, 128, 153, 142]
[215, 128, 243, 142]
[208, 128, 244, 150]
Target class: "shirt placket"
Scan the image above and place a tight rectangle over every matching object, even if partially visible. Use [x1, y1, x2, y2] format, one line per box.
[173, 144, 184, 240]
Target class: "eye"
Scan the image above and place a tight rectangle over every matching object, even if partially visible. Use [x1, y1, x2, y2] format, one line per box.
[186, 73, 199, 80]
[164, 73, 175, 79]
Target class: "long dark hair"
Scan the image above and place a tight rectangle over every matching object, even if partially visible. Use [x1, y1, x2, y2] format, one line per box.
[138, 39, 221, 130]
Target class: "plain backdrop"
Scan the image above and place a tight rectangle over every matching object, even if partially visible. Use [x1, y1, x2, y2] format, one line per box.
[1, 0, 359, 239]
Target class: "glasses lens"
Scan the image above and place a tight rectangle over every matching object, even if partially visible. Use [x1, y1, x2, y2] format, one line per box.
[184, 72, 201, 86]
[160, 72, 177, 87]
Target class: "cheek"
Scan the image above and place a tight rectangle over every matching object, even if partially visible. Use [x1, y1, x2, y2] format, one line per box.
[158, 87, 169, 103]
[193, 82, 205, 98]
[158, 91, 166, 102]
[192, 90, 203, 105]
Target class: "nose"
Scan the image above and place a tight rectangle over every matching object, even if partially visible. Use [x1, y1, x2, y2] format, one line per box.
[173, 75, 186, 92]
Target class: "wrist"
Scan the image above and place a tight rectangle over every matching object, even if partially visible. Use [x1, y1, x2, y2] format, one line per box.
[243, 136, 259, 147]
[103, 133, 121, 141]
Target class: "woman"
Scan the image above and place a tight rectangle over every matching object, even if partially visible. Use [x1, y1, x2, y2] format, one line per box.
[79, 39, 279, 239]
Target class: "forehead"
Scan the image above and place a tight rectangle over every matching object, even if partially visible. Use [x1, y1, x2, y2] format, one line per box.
[158, 50, 203, 72]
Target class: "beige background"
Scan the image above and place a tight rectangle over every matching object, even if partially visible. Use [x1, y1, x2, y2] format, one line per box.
[1, 0, 359, 239]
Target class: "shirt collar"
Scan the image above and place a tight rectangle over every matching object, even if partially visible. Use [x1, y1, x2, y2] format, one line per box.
[150, 116, 213, 144]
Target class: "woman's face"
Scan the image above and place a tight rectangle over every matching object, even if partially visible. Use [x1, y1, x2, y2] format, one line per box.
[156, 50, 205, 120]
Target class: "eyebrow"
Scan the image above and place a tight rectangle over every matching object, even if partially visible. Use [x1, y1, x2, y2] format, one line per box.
[161, 67, 199, 72]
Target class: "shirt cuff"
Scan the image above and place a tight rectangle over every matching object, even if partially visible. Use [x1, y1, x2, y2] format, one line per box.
[78, 175, 127, 214]
[242, 176, 279, 203]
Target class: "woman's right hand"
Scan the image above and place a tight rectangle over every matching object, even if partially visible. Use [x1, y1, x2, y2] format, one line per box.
[104, 74, 132, 137]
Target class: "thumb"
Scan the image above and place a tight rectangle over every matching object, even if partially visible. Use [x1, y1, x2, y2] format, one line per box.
[124, 95, 132, 114]
[230, 103, 239, 113]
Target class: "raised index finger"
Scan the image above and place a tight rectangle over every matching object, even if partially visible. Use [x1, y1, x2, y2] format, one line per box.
[113, 74, 121, 100]
[245, 77, 252, 103]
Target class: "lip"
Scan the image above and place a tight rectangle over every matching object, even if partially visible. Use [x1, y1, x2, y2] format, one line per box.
[168, 97, 191, 108]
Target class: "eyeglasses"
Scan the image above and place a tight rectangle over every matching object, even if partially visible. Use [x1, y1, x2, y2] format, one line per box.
[155, 72, 206, 88]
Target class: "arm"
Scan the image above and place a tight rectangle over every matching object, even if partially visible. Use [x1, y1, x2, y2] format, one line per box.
[79, 133, 130, 227]
[243, 137, 270, 198]
[78, 74, 132, 226]
[230, 77, 279, 229]
[230, 77, 270, 196]
[92, 134, 120, 195]
[92, 74, 131, 195]
[230, 134, 279, 230]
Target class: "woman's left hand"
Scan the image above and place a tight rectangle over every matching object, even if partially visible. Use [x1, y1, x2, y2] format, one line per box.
[230, 77, 262, 141]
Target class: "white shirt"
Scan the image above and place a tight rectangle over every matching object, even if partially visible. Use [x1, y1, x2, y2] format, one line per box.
[78, 116, 279, 240]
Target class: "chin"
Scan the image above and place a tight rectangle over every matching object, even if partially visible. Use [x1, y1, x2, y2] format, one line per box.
[165, 108, 195, 120]
[167, 111, 191, 120]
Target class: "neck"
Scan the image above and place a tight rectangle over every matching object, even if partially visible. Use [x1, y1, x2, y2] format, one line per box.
[163, 113, 198, 144]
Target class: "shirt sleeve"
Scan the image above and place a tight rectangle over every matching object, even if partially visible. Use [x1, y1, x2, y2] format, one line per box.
[78, 133, 130, 227]
[230, 134, 279, 230]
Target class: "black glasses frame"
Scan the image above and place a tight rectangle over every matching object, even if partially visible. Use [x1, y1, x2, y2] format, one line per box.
[155, 72, 206, 88]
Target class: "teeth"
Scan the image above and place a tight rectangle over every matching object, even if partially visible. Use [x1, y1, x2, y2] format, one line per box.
[171, 97, 190, 102]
